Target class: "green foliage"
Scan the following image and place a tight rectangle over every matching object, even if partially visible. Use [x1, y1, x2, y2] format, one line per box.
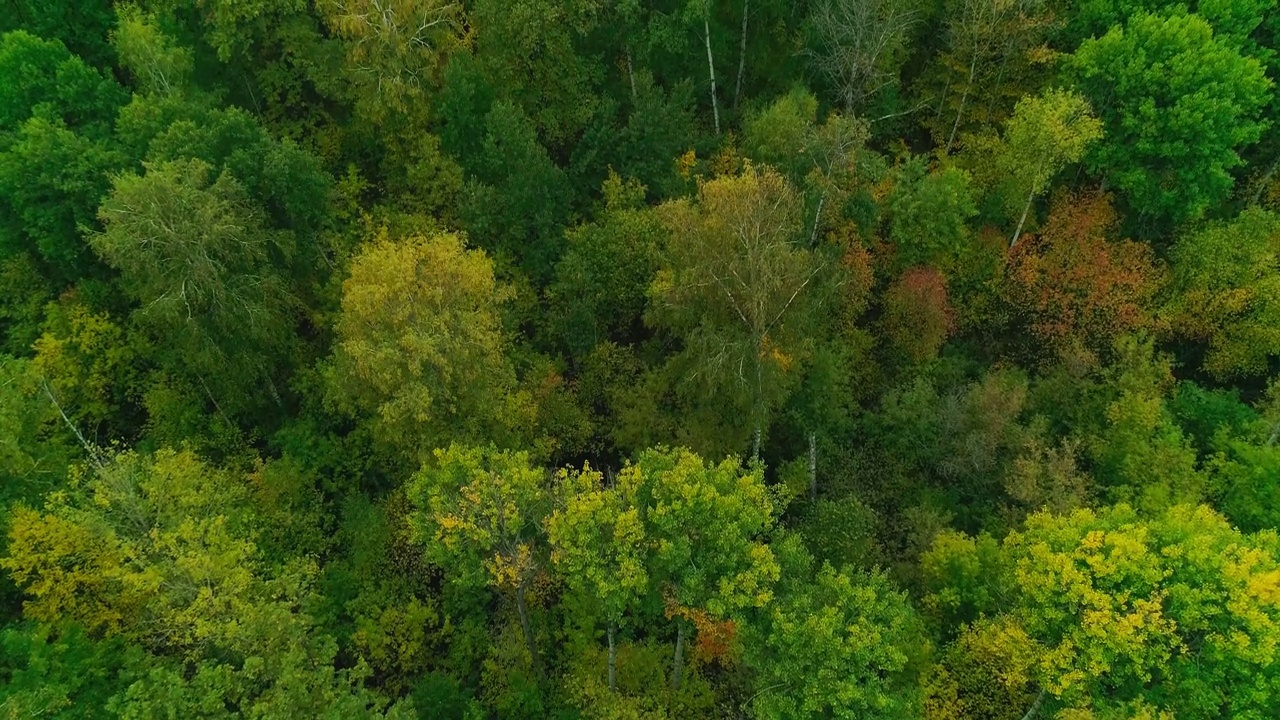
[546, 173, 662, 360]
[928, 504, 1280, 718]
[1071, 12, 1272, 227]
[94, 158, 298, 420]
[5, 1, 1280, 715]
[887, 160, 978, 270]
[627, 447, 780, 617]
[1164, 208, 1280, 379]
[649, 166, 819, 456]
[746, 536, 924, 719]
[0, 623, 146, 718]
[457, 100, 574, 282]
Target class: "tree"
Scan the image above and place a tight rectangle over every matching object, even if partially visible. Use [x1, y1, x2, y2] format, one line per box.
[1, 449, 406, 716]
[1060, 0, 1271, 49]
[887, 160, 979, 271]
[649, 166, 821, 458]
[1163, 208, 1280, 379]
[0, 623, 146, 719]
[806, 0, 922, 113]
[0, 30, 124, 138]
[881, 266, 956, 364]
[456, 100, 574, 283]
[407, 444, 549, 672]
[1071, 12, 1271, 227]
[469, 0, 603, 146]
[925, 504, 1280, 718]
[319, 0, 465, 126]
[324, 231, 514, 461]
[547, 464, 648, 691]
[0, 31, 126, 283]
[741, 88, 873, 244]
[744, 535, 923, 719]
[0, 116, 122, 283]
[925, 0, 1056, 150]
[92, 158, 297, 418]
[111, 5, 195, 97]
[998, 89, 1102, 246]
[1002, 191, 1161, 362]
[545, 172, 662, 362]
[625, 447, 779, 691]
[1078, 337, 1205, 512]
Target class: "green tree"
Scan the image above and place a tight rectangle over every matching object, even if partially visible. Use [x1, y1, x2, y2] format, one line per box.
[997, 89, 1102, 246]
[1071, 12, 1271, 227]
[0, 623, 146, 719]
[626, 447, 779, 691]
[457, 100, 574, 282]
[1163, 208, 1280, 379]
[925, 504, 1280, 718]
[547, 463, 648, 691]
[925, 0, 1056, 150]
[92, 158, 297, 419]
[744, 535, 923, 719]
[887, 160, 979, 271]
[0, 31, 126, 283]
[545, 172, 662, 362]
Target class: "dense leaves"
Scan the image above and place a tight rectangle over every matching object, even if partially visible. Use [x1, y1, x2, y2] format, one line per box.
[4, 1, 1280, 717]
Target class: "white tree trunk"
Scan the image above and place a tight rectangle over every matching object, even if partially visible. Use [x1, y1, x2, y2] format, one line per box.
[607, 623, 618, 691]
[1011, 187, 1034, 247]
[808, 432, 817, 502]
[704, 13, 721, 135]
[946, 54, 978, 153]
[671, 621, 686, 691]
[734, 0, 749, 109]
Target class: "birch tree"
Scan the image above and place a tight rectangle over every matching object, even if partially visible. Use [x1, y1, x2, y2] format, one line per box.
[1001, 88, 1102, 246]
[807, 0, 922, 113]
[649, 166, 821, 459]
[320, 0, 464, 123]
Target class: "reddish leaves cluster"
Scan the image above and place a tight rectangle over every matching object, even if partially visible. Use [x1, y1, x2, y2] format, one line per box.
[882, 266, 955, 362]
[1003, 191, 1160, 361]
[665, 600, 739, 666]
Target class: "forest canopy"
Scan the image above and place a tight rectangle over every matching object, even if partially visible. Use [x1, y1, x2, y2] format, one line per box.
[3, 1, 1280, 718]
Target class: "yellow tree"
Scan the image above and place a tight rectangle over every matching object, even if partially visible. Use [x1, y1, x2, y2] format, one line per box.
[319, 0, 466, 124]
[407, 444, 549, 673]
[324, 231, 514, 461]
[649, 166, 821, 458]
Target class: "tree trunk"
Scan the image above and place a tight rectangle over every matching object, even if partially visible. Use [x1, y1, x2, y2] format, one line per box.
[751, 352, 764, 460]
[1252, 152, 1280, 205]
[1011, 187, 1034, 247]
[607, 623, 618, 691]
[626, 45, 637, 101]
[946, 54, 978, 153]
[808, 431, 817, 502]
[515, 583, 541, 675]
[984, 45, 1011, 125]
[1020, 689, 1046, 720]
[809, 193, 826, 246]
[734, 0, 749, 109]
[671, 620, 686, 691]
[703, 12, 721, 135]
